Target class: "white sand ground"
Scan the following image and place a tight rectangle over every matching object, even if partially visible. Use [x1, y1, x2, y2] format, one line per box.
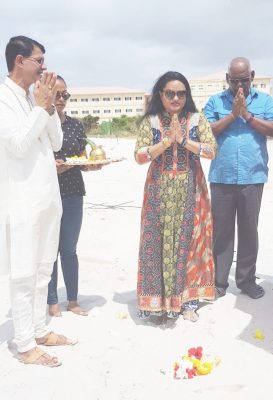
[0, 138, 273, 400]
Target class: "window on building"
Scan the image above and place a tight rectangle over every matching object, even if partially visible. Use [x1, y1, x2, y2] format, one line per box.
[92, 98, 99, 102]
[82, 110, 89, 114]
[252, 84, 258, 88]
[136, 96, 142, 100]
[261, 83, 266, 88]
[70, 98, 77, 102]
[126, 109, 132, 112]
[93, 110, 100, 114]
[125, 97, 132, 101]
[103, 97, 110, 101]
[115, 109, 122, 113]
[198, 85, 203, 90]
[114, 97, 121, 101]
[81, 98, 88, 102]
[222, 85, 226, 90]
[71, 111, 78, 115]
[104, 110, 111, 113]
[136, 108, 143, 112]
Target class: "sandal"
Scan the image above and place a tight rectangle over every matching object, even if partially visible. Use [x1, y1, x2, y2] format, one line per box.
[67, 302, 88, 316]
[36, 331, 78, 346]
[183, 309, 199, 322]
[18, 347, 62, 368]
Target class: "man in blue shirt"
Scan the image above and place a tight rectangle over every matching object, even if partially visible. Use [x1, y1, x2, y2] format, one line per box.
[204, 57, 273, 299]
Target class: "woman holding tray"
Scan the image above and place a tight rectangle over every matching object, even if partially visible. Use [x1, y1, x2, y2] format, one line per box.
[47, 75, 101, 317]
[135, 71, 217, 322]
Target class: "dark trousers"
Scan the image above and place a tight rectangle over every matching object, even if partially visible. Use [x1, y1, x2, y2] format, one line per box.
[210, 183, 264, 290]
[47, 196, 83, 305]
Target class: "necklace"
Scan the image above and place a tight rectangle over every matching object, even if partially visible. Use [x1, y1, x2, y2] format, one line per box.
[4, 83, 34, 116]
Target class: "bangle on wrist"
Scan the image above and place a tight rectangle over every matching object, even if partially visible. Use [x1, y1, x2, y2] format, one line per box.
[245, 113, 254, 123]
[181, 137, 187, 147]
[162, 137, 171, 148]
[147, 146, 152, 161]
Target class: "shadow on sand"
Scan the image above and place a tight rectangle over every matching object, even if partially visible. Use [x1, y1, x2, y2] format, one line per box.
[233, 272, 273, 354]
[112, 290, 212, 331]
[46, 287, 106, 322]
[0, 320, 13, 345]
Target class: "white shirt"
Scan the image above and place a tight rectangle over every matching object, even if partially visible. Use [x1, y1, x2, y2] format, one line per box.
[0, 77, 63, 278]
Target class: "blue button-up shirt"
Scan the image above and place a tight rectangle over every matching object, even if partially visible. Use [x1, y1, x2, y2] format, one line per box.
[204, 88, 273, 184]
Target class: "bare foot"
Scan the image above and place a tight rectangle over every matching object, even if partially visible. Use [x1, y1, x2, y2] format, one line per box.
[67, 301, 88, 316]
[18, 347, 61, 367]
[48, 304, 62, 317]
[183, 309, 199, 322]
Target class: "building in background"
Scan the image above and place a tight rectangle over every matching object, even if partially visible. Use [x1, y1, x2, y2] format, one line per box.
[65, 86, 146, 122]
[189, 71, 272, 110]
[66, 73, 272, 120]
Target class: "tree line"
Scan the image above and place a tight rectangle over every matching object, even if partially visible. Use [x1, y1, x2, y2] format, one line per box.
[78, 115, 143, 137]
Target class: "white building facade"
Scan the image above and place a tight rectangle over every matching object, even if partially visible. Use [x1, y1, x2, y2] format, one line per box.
[189, 71, 272, 111]
[65, 86, 146, 122]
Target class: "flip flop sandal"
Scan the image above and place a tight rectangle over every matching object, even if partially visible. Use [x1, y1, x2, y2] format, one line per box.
[67, 307, 89, 316]
[18, 347, 62, 367]
[38, 331, 78, 346]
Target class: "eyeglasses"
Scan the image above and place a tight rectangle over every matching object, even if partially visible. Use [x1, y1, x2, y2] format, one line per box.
[163, 90, 187, 100]
[228, 76, 251, 85]
[56, 91, 71, 101]
[24, 56, 45, 66]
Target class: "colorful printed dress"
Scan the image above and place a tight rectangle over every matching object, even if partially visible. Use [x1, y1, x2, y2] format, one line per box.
[135, 111, 217, 318]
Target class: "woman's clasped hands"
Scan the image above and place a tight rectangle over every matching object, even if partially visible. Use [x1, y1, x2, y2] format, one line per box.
[167, 113, 186, 145]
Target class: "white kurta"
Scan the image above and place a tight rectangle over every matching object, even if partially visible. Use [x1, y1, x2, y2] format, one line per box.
[0, 77, 63, 279]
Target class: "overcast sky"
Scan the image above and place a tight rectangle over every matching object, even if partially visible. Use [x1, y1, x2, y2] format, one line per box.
[1, 0, 273, 91]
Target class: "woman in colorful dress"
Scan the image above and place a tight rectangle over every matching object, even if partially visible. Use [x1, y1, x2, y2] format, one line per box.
[135, 71, 217, 322]
[47, 75, 101, 317]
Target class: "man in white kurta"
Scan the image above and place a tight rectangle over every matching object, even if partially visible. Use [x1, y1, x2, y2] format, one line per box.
[0, 36, 68, 367]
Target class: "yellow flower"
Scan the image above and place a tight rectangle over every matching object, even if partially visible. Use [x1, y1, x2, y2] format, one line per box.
[254, 329, 265, 340]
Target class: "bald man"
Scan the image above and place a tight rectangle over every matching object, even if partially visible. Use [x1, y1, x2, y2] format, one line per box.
[204, 57, 273, 299]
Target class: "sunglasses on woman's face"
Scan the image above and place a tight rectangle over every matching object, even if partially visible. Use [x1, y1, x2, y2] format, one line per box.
[56, 91, 71, 101]
[162, 90, 187, 100]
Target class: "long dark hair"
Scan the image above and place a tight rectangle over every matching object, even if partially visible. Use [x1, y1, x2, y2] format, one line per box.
[144, 71, 197, 118]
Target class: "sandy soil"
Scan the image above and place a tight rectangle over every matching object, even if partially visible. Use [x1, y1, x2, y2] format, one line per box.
[0, 138, 273, 400]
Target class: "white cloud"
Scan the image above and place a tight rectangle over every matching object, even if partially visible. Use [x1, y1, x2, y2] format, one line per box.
[1, 0, 273, 89]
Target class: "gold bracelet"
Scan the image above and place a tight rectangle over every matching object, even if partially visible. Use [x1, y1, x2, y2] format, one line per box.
[162, 137, 171, 148]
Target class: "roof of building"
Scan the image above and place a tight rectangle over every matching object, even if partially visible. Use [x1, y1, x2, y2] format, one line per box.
[68, 86, 145, 95]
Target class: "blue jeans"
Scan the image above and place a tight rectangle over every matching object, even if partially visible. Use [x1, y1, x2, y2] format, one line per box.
[47, 196, 83, 305]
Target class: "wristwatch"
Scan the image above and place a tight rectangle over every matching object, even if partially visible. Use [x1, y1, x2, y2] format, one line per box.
[47, 104, 56, 116]
[162, 137, 171, 148]
[245, 113, 254, 123]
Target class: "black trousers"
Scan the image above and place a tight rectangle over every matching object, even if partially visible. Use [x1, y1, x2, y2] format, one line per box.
[210, 183, 264, 290]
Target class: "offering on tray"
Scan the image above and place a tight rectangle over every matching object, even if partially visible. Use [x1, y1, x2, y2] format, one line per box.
[65, 138, 126, 165]
[85, 138, 107, 161]
[65, 156, 111, 165]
